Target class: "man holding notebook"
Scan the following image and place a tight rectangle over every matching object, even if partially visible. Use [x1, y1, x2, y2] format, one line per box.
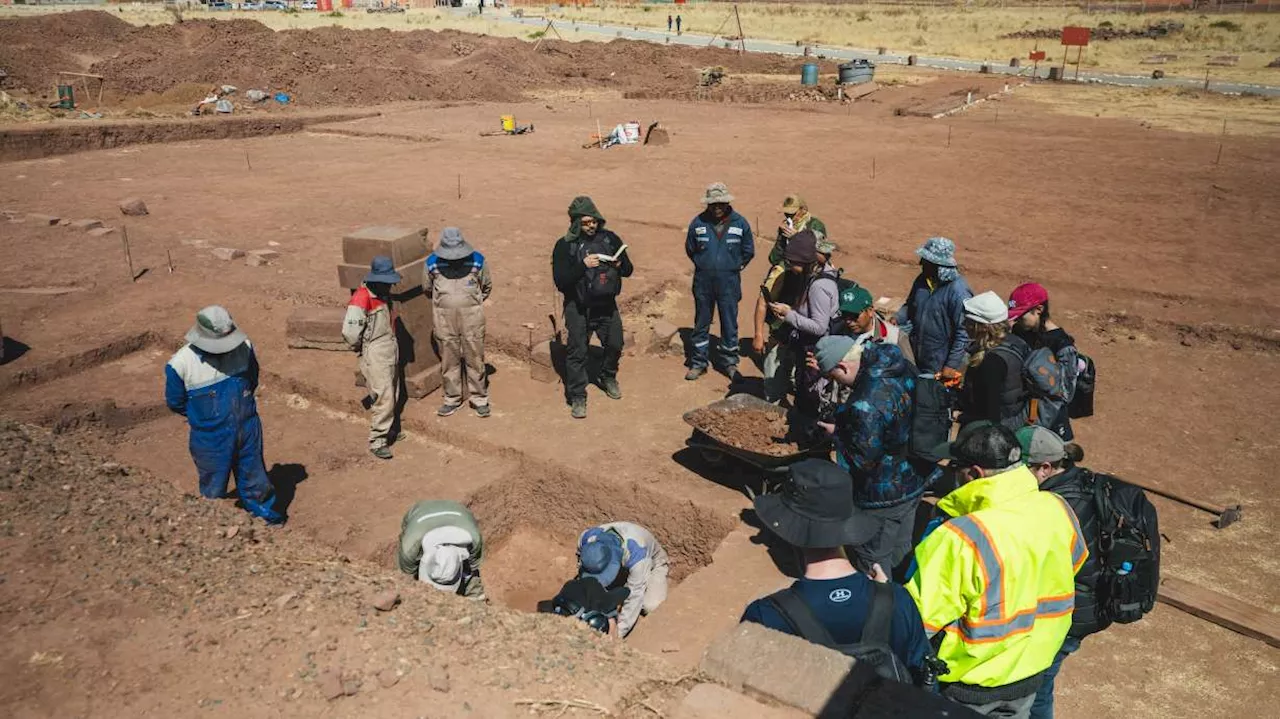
[551, 196, 633, 419]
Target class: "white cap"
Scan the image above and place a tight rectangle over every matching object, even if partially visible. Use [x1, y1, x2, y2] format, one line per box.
[419, 542, 468, 592]
[963, 290, 1010, 325]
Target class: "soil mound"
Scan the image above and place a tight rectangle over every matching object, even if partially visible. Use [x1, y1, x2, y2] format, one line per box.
[0, 11, 814, 107]
[686, 406, 802, 457]
[0, 419, 681, 715]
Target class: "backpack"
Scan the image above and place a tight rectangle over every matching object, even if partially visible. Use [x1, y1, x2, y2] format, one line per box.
[767, 581, 915, 685]
[1054, 470, 1159, 637]
[1024, 346, 1076, 438]
[1069, 354, 1096, 418]
[576, 235, 621, 303]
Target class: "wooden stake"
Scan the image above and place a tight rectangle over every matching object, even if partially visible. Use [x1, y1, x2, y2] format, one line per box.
[121, 226, 136, 282]
[871, 156, 876, 180]
[947, 125, 952, 148]
[457, 173, 461, 199]
[733, 4, 746, 54]
[167, 249, 175, 274]
[596, 119, 604, 151]
[244, 148, 251, 171]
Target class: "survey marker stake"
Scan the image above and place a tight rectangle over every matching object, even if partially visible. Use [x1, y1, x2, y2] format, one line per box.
[122, 226, 136, 282]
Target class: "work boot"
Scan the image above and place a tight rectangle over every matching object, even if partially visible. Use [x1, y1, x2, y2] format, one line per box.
[685, 366, 707, 381]
[474, 404, 491, 418]
[370, 445, 393, 460]
[600, 377, 622, 400]
[570, 398, 587, 419]
[437, 403, 461, 417]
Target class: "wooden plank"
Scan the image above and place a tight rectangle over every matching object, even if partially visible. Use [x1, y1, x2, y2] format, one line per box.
[1158, 577, 1280, 649]
[57, 71, 105, 79]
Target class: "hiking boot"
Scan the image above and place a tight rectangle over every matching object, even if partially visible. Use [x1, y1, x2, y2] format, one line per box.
[600, 377, 622, 400]
[685, 366, 707, 381]
[437, 403, 461, 417]
[370, 445, 393, 460]
[570, 398, 587, 419]
[474, 404, 491, 418]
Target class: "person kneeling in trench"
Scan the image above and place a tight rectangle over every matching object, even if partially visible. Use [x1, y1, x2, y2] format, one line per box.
[576, 522, 669, 638]
[397, 500, 486, 601]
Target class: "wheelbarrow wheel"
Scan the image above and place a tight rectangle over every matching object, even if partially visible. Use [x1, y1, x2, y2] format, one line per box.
[699, 448, 727, 467]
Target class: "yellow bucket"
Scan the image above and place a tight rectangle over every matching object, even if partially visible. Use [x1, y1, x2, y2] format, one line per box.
[501, 115, 516, 132]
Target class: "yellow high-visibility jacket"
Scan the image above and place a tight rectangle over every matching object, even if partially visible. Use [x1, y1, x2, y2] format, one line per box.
[907, 465, 1086, 688]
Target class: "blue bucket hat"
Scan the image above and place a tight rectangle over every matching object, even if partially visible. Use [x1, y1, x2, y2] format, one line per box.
[915, 236, 957, 268]
[364, 255, 402, 285]
[578, 529, 623, 588]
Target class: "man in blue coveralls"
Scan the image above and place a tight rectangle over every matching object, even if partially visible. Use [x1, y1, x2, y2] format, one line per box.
[164, 305, 283, 524]
[684, 182, 754, 382]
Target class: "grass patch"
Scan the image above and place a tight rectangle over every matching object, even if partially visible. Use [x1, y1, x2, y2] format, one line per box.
[1020, 83, 1280, 137]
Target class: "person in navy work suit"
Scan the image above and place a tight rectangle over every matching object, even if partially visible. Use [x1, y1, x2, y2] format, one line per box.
[740, 459, 929, 674]
[684, 182, 754, 382]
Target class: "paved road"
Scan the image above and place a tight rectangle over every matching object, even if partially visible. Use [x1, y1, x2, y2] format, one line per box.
[499, 13, 1280, 98]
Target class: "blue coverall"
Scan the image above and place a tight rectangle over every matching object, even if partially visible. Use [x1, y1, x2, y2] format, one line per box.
[685, 210, 754, 371]
[164, 341, 282, 523]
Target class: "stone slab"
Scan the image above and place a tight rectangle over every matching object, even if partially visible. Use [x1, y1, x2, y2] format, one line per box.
[341, 226, 429, 268]
[248, 249, 280, 261]
[86, 227, 117, 238]
[336, 261, 423, 294]
[286, 306, 346, 343]
[405, 366, 443, 399]
[246, 254, 269, 267]
[674, 684, 805, 719]
[118, 197, 149, 216]
[648, 319, 681, 355]
[26, 213, 60, 226]
[701, 622, 857, 716]
[212, 248, 245, 261]
[68, 219, 103, 231]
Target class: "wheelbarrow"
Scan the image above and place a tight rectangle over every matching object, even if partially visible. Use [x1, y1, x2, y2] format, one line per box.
[682, 393, 831, 498]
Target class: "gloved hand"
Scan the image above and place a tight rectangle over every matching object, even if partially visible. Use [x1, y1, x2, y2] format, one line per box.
[937, 366, 964, 389]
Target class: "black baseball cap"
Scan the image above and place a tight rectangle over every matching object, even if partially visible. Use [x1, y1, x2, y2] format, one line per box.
[931, 421, 1022, 470]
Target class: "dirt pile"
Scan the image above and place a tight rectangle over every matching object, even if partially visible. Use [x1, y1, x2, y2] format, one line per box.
[686, 406, 801, 457]
[0, 11, 816, 107]
[0, 419, 682, 715]
[1001, 20, 1184, 42]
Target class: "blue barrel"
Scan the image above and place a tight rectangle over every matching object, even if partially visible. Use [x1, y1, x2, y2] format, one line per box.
[838, 60, 876, 85]
[801, 63, 819, 86]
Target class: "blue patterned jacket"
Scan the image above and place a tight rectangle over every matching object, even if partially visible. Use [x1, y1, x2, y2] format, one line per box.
[833, 343, 939, 509]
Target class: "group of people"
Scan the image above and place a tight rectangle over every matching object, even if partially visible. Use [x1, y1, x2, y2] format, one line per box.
[160, 183, 1155, 719]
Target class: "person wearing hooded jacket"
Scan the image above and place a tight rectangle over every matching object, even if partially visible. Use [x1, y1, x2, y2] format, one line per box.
[768, 230, 838, 415]
[165, 305, 283, 524]
[343, 256, 402, 459]
[1007, 283, 1080, 441]
[896, 237, 973, 381]
[813, 336, 938, 577]
[551, 196, 633, 419]
[685, 182, 754, 381]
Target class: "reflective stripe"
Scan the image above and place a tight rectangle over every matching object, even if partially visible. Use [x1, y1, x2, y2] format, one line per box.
[945, 515, 1003, 620]
[956, 594, 1075, 643]
[1051, 494, 1088, 573]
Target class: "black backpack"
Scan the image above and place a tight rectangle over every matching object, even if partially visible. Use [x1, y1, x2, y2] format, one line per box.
[576, 235, 622, 303]
[1069, 353, 1096, 418]
[767, 581, 915, 685]
[1054, 470, 1159, 636]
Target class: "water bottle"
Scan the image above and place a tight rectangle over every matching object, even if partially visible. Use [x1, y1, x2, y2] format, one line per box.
[1116, 561, 1133, 576]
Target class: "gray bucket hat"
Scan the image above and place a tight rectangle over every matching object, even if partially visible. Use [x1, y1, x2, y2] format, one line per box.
[434, 227, 475, 261]
[701, 182, 734, 205]
[364, 255, 402, 285]
[916, 236, 958, 268]
[186, 305, 248, 354]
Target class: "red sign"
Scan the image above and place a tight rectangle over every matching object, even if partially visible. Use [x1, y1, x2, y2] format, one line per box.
[1061, 27, 1091, 47]
[1029, 50, 1047, 61]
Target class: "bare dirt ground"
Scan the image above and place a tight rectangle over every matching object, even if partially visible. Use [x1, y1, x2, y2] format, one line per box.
[2, 12, 1279, 719]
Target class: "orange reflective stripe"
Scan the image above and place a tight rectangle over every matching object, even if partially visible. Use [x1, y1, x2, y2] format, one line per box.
[944, 515, 1005, 621]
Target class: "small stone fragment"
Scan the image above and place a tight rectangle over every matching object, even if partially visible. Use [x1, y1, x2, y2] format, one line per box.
[378, 669, 400, 688]
[26, 213, 60, 226]
[428, 664, 450, 693]
[318, 669, 345, 701]
[69, 219, 103, 232]
[224, 526, 239, 539]
[274, 591, 297, 610]
[246, 254, 269, 267]
[371, 589, 400, 612]
[119, 198, 149, 216]
[87, 227, 117, 238]
[248, 249, 280, 261]
[212, 248, 245, 261]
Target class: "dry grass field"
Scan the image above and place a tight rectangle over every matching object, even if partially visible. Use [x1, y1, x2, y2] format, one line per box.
[551, 3, 1280, 84]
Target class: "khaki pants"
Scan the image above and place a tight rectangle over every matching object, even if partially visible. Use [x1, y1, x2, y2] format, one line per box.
[643, 543, 671, 614]
[434, 305, 488, 408]
[360, 335, 399, 449]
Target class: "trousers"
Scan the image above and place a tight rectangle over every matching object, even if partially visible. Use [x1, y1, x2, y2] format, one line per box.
[849, 497, 921, 578]
[189, 413, 282, 523]
[1028, 635, 1082, 719]
[690, 270, 741, 370]
[360, 335, 399, 449]
[761, 337, 796, 403]
[563, 300, 623, 402]
[434, 304, 489, 408]
[948, 693, 1035, 719]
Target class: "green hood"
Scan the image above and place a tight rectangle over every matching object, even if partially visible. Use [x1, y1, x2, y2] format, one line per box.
[564, 195, 607, 244]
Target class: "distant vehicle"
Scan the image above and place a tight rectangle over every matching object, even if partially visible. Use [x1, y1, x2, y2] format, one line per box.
[240, 1, 262, 10]
[300, 0, 317, 8]
[366, 1, 406, 12]
[262, 0, 287, 9]
[207, 0, 232, 9]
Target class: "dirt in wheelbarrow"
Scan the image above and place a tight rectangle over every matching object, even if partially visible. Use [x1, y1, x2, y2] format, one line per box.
[686, 406, 802, 457]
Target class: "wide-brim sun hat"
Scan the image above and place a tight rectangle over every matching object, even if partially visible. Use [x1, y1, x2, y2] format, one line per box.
[578, 530, 623, 587]
[753, 459, 879, 549]
[915, 236, 958, 268]
[779, 194, 805, 213]
[364, 255, 402, 285]
[701, 182, 734, 205]
[419, 543, 469, 592]
[435, 227, 475, 261]
[186, 305, 249, 354]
